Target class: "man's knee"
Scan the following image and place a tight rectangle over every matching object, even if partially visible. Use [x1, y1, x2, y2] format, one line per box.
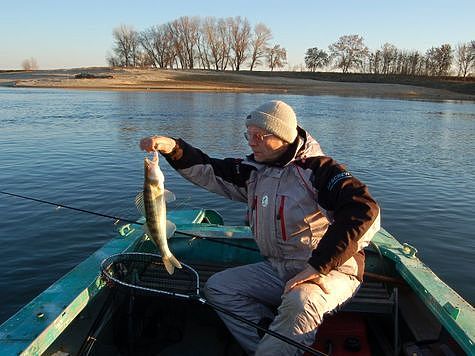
[279, 284, 326, 325]
[203, 271, 222, 299]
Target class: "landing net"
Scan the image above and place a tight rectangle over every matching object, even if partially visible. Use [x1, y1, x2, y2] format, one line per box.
[100, 252, 199, 299]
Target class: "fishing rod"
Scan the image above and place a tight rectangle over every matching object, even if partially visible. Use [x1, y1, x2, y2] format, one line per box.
[0, 190, 259, 252]
[0, 190, 401, 284]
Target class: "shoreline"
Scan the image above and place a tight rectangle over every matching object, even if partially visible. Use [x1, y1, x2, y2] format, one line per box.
[1, 67, 474, 102]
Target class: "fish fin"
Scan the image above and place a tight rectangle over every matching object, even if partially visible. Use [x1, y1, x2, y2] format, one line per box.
[141, 225, 155, 246]
[135, 191, 146, 217]
[164, 189, 176, 203]
[166, 220, 176, 239]
[162, 254, 182, 275]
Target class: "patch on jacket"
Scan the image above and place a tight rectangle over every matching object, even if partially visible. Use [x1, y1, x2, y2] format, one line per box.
[261, 195, 269, 207]
[327, 172, 352, 191]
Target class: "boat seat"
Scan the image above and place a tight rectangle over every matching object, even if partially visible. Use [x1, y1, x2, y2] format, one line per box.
[192, 264, 398, 316]
[343, 281, 396, 314]
[343, 280, 400, 356]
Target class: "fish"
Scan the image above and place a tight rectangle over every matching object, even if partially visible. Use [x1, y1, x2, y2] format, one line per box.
[135, 151, 182, 274]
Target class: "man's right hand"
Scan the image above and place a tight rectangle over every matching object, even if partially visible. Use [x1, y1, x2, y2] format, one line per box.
[139, 136, 176, 154]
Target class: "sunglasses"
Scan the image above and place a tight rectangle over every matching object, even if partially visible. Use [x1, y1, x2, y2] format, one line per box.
[244, 131, 274, 142]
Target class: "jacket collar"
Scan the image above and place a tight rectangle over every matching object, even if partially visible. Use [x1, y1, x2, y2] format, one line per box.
[246, 126, 324, 167]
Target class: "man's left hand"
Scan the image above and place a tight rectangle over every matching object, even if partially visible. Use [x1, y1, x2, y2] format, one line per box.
[284, 265, 329, 294]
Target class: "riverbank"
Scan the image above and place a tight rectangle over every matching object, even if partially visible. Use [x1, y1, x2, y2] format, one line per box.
[1, 67, 474, 101]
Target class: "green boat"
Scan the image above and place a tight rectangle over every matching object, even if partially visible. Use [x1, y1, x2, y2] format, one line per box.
[0, 208, 473, 355]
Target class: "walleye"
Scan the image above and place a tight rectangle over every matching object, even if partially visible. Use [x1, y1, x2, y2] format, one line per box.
[135, 151, 182, 274]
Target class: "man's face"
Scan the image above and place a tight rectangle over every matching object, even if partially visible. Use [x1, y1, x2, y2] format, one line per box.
[245, 125, 289, 163]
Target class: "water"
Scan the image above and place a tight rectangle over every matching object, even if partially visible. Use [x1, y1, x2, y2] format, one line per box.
[0, 88, 474, 323]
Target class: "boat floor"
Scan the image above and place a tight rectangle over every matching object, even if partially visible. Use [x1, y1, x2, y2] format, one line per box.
[92, 296, 245, 356]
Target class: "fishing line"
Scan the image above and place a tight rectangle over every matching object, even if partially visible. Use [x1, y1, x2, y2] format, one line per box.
[0, 190, 259, 252]
[0, 190, 139, 225]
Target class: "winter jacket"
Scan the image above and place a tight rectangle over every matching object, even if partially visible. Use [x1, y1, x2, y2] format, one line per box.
[164, 127, 380, 281]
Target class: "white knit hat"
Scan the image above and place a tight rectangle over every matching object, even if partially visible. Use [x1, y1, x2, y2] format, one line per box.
[246, 100, 298, 143]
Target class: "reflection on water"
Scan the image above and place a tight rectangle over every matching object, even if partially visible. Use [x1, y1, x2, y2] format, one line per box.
[0, 88, 474, 322]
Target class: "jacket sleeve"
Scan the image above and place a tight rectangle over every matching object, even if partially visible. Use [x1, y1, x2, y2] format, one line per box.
[162, 138, 254, 203]
[307, 157, 380, 276]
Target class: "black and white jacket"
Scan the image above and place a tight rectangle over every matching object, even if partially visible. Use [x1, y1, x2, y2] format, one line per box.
[164, 127, 380, 281]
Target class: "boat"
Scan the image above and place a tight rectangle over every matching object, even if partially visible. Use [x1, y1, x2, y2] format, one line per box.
[0, 208, 473, 355]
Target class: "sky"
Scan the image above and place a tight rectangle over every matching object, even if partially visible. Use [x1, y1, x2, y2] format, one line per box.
[1, 0, 474, 70]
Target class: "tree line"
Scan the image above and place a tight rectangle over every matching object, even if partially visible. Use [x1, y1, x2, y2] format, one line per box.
[305, 35, 475, 77]
[108, 16, 287, 71]
[107, 17, 475, 77]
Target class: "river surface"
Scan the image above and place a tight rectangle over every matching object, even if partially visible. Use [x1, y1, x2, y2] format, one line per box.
[0, 88, 474, 323]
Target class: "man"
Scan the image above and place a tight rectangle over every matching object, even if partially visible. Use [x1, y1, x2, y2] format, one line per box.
[140, 100, 380, 355]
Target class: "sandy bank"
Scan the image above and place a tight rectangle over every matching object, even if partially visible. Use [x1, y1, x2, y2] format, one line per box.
[1, 67, 474, 102]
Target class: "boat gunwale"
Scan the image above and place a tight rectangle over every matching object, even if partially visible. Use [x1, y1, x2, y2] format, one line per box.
[371, 228, 475, 354]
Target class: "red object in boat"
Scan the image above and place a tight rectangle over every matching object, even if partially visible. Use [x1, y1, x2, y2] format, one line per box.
[305, 312, 371, 356]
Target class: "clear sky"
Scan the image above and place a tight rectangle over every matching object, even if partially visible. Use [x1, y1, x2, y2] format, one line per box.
[1, 0, 474, 70]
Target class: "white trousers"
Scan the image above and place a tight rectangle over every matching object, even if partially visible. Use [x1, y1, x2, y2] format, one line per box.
[204, 260, 360, 355]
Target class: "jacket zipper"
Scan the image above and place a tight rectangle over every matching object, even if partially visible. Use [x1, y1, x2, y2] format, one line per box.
[278, 196, 287, 241]
[253, 196, 258, 240]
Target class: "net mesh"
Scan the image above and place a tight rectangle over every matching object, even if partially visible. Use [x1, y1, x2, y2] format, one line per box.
[100, 252, 199, 297]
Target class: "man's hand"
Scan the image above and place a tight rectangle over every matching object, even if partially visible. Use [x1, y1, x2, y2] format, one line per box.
[284, 265, 329, 294]
[140, 136, 176, 154]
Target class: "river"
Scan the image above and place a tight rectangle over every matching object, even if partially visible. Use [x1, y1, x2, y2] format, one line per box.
[0, 88, 474, 323]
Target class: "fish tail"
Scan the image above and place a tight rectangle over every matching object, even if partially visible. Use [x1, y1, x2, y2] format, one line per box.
[162, 254, 183, 275]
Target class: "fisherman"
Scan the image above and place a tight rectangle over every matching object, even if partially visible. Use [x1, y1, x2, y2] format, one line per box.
[139, 100, 380, 355]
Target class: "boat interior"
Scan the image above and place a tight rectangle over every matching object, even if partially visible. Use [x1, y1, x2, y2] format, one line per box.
[45, 247, 465, 356]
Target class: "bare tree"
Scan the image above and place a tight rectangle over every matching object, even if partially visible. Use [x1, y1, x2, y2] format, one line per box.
[181, 16, 200, 69]
[111, 24, 141, 67]
[398, 49, 417, 75]
[159, 24, 177, 69]
[304, 47, 329, 72]
[249, 23, 272, 71]
[140, 27, 160, 68]
[437, 44, 453, 75]
[167, 17, 200, 69]
[455, 42, 475, 77]
[196, 30, 211, 70]
[139, 25, 176, 68]
[405, 50, 424, 76]
[425, 44, 453, 76]
[200, 17, 221, 70]
[21, 57, 38, 70]
[380, 43, 398, 74]
[368, 50, 382, 74]
[229, 16, 251, 71]
[267, 44, 287, 71]
[328, 34, 369, 73]
[217, 18, 232, 70]
[106, 51, 120, 67]
[167, 20, 186, 69]
[424, 48, 437, 75]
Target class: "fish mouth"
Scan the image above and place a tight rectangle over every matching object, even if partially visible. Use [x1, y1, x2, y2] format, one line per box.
[144, 151, 162, 183]
[144, 151, 159, 167]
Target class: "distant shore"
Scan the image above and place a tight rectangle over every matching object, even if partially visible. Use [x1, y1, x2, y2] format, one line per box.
[1, 67, 474, 101]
